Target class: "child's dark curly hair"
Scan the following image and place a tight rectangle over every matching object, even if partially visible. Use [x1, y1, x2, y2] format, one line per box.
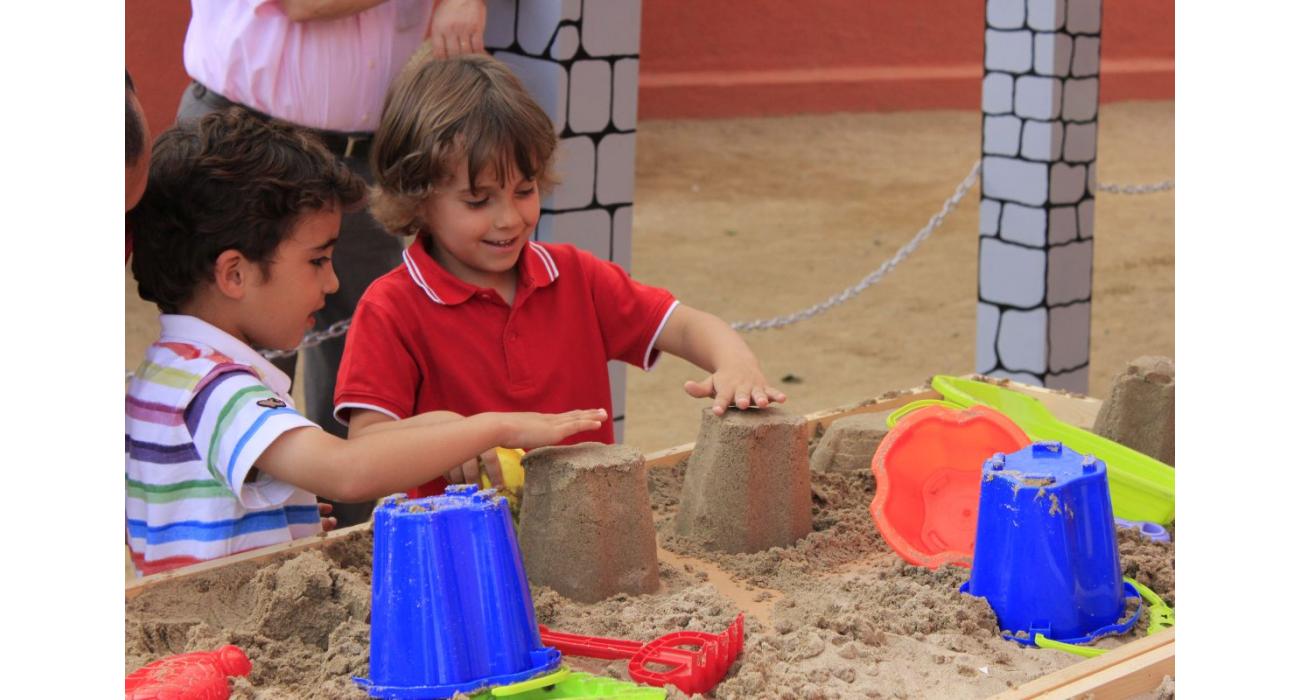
[129, 108, 366, 313]
[125, 71, 145, 166]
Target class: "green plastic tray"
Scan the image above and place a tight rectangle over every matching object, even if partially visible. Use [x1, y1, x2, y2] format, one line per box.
[929, 375, 1175, 524]
[486, 667, 666, 699]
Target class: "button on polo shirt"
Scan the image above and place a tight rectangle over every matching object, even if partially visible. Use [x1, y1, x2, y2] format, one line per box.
[335, 236, 678, 496]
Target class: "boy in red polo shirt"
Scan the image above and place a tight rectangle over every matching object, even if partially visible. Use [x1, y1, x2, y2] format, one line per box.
[335, 54, 786, 495]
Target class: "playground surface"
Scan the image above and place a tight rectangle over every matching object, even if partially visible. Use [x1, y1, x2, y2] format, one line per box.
[123, 99, 1174, 453]
[124, 383, 1175, 698]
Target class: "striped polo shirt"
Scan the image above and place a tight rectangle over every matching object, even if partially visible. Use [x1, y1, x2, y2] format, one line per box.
[126, 315, 322, 576]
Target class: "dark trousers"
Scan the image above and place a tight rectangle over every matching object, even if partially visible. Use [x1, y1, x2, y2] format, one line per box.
[177, 83, 402, 527]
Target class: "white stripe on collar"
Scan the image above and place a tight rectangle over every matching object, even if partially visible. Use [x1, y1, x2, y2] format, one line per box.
[403, 247, 446, 305]
[529, 242, 559, 282]
[157, 314, 293, 395]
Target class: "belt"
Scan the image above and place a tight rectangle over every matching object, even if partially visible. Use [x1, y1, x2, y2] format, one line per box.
[189, 82, 373, 159]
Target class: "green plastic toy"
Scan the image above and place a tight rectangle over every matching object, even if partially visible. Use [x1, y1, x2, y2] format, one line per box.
[484, 667, 667, 699]
[928, 375, 1174, 524]
[1032, 577, 1173, 658]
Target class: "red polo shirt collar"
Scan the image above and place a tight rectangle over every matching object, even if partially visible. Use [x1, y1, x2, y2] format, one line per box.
[401, 234, 559, 306]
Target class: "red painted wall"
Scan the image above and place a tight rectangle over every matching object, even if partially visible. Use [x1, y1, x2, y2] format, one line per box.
[125, 0, 191, 136]
[126, 0, 1173, 130]
[637, 0, 1174, 118]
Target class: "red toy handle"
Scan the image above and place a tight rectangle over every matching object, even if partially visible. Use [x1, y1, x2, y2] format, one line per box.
[125, 645, 251, 700]
[537, 626, 644, 660]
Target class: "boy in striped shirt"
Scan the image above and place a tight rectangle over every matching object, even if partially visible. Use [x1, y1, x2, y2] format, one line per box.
[126, 110, 605, 576]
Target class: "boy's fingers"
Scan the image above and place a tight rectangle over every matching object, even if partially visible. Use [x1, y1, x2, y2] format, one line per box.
[766, 387, 788, 403]
[321, 517, 337, 532]
[447, 464, 466, 484]
[566, 419, 604, 434]
[733, 385, 752, 410]
[683, 377, 715, 399]
[481, 450, 505, 487]
[566, 408, 607, 422]
[318, 502, 334, 516]
[752, 388, 770, 408]
[462, 457, 481, 485]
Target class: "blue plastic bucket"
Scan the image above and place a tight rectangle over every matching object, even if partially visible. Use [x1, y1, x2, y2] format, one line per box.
[961, 442, 1140, 645]
[356, 485, 560, 698]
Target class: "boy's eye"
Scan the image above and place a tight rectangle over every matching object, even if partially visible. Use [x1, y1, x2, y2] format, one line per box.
[516, 186, 536, 197]
[310, 256, 331, 267]
[465, 197, 489, 209]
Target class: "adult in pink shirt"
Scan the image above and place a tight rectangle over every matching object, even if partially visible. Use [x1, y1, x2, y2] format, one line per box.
[175, 0, 486, 526]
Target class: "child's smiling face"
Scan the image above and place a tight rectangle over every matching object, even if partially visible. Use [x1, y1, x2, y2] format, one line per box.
[421, 156, 540, 293]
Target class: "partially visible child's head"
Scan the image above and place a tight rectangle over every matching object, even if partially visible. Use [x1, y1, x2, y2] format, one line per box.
[130, 109, 366, 320]
[125, 71, 151, 212]
[369, 52, 557, 237]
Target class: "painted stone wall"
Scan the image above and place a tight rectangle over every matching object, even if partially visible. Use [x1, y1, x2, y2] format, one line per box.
[976, 0, 1099, 393]
[486, 0, 641, 440]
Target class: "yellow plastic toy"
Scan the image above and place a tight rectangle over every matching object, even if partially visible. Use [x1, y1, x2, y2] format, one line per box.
[481, 448, 527, 512]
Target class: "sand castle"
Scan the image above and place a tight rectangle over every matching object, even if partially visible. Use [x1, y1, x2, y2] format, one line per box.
[1093, 356, 1175, 466]
[810, 411, 890, 474]
[518, 443, 661, 603]
[674, 407, 812, 553]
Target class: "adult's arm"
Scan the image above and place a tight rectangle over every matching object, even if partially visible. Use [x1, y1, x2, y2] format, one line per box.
[278, 0, 392, 22]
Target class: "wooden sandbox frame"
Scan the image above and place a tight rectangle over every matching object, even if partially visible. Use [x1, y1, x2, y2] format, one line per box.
[125, 378, 1174, 698]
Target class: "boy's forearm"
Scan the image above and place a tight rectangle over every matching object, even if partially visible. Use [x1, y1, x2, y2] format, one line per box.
[348, 409, 464, 437]
[338, 414, 505, 499]
[656, 304, 758, 373]
[262, 414, 505, 502]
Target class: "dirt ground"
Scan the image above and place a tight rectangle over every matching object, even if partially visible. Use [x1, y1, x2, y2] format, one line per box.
[124, 100, 1174, 453]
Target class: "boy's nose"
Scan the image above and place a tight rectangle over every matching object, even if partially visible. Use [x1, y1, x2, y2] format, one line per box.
[496, 201, 523, 230]
[324, 264, 340, 294]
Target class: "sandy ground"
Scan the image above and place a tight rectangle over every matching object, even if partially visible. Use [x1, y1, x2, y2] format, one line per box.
[125, 405, 1176, 698]
[124, 100, 1174, 453]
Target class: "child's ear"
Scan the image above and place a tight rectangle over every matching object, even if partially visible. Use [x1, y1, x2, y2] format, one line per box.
[212, 250, 251, 300]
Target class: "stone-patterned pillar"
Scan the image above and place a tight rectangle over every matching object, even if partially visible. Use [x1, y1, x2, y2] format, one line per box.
[486, 0, 642, 441]
[976, 0, 1100, 393]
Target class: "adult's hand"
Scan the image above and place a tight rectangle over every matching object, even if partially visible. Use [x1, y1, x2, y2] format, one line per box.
[430, 0, 486, 59]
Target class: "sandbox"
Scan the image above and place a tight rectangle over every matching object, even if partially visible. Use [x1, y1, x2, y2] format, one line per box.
[125, 379, 1175, 699]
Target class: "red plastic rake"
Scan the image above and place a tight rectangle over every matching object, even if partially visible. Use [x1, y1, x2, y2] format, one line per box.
[538, 613, 744, 695]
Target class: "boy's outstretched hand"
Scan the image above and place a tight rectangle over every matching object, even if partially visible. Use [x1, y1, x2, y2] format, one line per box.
[685, 370, 787, 416]
[493, 408, 607, 449]
[445, 409, 604, 487]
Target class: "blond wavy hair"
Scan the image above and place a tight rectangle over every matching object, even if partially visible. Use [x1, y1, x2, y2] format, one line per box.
[369, 51, 559, 236]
